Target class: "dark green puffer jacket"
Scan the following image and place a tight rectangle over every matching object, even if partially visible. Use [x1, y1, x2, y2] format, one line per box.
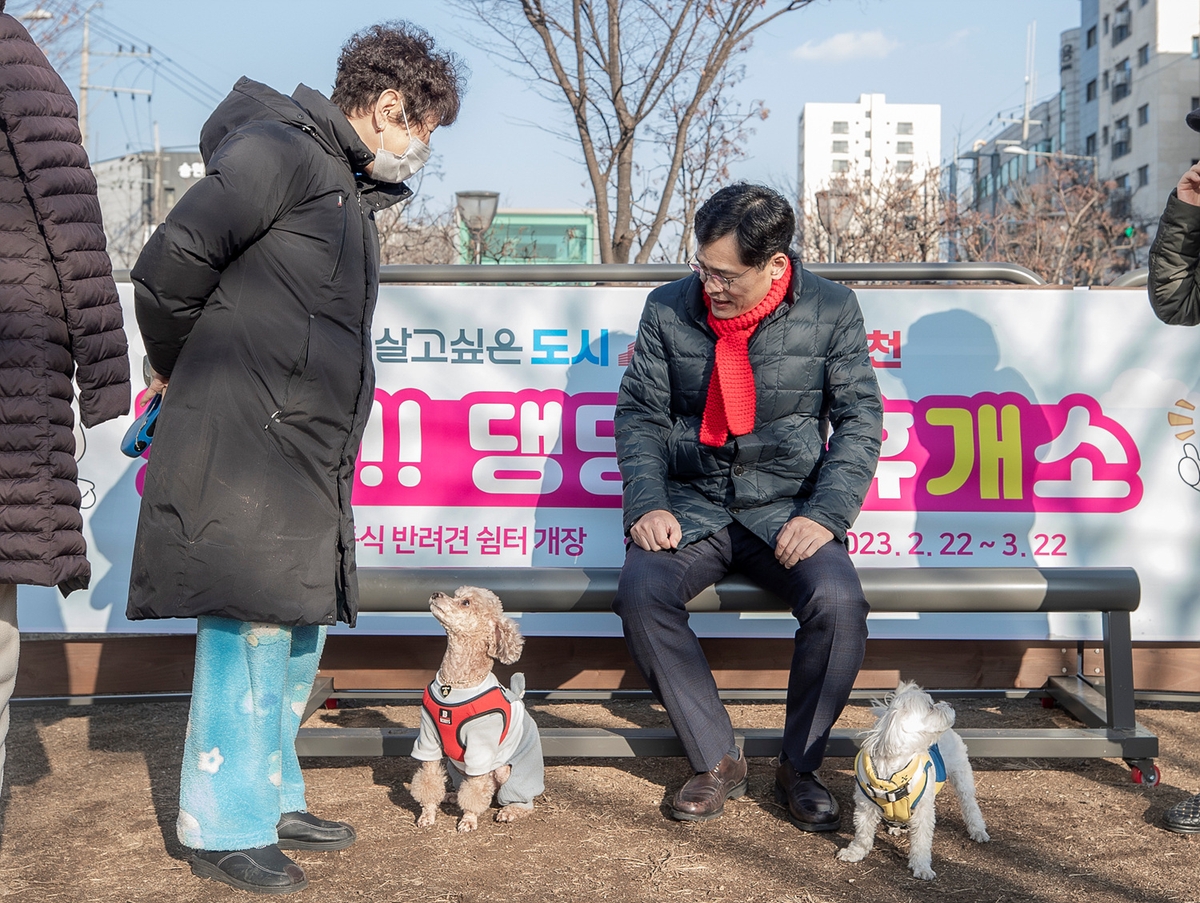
[1148, 190, 1200, 325]
[615, 255, 882, 549]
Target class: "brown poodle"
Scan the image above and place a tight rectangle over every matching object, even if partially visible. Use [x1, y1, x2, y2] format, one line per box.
[409, 586, 544, 832]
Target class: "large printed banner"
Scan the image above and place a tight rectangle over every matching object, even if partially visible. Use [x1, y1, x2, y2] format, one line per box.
[19, 283, 1200, 641]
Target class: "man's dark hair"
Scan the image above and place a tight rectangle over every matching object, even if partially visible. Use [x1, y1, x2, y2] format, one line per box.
[694, 182, 795, 269]
[332, 21, 466, 128]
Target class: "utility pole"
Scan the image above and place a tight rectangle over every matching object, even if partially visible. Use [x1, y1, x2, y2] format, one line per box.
[947, 140, 958, 262]
[79, 7, 89, 151]
[78, 4, 152, 156]
[998, 22, 1045, 145]
[152, 121, 162, 228]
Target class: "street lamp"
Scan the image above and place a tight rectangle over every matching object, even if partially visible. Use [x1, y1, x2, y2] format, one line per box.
[455, 190, 499, 265]
[1001, 145, 1099, 177]
[814, 188, 854, 264]
[17, 8, 53, 20]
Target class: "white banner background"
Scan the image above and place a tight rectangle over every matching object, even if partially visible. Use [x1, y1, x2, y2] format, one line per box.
[18, 282, 1200, 642]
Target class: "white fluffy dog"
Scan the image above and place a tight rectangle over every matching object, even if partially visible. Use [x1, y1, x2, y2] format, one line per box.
[836, 681, 989, 880]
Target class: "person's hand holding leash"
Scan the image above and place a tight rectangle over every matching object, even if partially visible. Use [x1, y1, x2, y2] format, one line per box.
[148, 369, 169, 397]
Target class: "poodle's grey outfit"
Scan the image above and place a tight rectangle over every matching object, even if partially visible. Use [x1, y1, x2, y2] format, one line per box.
[413, 673, 544, 808]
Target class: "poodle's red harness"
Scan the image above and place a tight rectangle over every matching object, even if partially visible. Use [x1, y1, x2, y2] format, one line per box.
[421, 683, 512, 762]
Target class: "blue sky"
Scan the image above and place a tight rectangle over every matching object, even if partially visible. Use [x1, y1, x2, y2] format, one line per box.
[18, 0, 1080, 210]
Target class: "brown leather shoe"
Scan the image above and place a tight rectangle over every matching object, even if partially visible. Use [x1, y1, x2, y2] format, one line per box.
[774, 758, 841, 832]
[670, 751, 749, 822]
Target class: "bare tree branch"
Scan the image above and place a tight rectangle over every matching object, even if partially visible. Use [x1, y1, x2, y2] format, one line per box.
[450, 0, 813, 263]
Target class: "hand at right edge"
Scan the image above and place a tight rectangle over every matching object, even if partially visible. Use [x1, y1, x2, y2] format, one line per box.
[1179, 162, 1200, 207]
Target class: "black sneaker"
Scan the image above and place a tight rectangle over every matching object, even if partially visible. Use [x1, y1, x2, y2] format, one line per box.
[190, 844, 307, 894]
[1164, 792, 1200, 834]
[276, 810, 357, 851]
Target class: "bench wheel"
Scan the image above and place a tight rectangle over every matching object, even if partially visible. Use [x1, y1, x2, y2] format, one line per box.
[1040, 696, 1056, 709]
[324, 697, 339, 710]
[1129, 762, 1160, 787]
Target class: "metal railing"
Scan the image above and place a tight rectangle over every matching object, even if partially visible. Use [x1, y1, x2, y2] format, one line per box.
[374, 261, 1046, 285]
[111, 263, 1155, 288]
[1110, 267, 1148, 288]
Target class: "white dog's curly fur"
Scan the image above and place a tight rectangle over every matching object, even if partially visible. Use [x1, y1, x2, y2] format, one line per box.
[836, 680, 989, 880]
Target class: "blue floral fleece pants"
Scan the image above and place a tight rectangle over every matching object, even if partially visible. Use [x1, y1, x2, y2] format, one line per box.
[177, 616, 326, 851]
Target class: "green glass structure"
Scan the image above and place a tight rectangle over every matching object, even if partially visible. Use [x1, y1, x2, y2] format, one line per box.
[458, 210, 597, 265]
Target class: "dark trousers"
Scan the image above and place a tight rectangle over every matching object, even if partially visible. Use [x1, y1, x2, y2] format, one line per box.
[612, 522, 869, 774]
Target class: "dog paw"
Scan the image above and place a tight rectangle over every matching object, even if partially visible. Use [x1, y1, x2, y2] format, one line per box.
[496, 804, 533, 823]
[416, 809, 438, 828]
[836, 847, 868, 863]
[969, 827, 991, 843]
[912, 865, 936, 881]
[456, 814, 479, 833]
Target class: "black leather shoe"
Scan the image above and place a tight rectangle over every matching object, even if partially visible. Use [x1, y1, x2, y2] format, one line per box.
[670, 750, 749, 822]
[1164, 792, 1200, 834]
[774, 758, 841, 832]
[276, 810, 357, 851]
[190, 844, 307, 894]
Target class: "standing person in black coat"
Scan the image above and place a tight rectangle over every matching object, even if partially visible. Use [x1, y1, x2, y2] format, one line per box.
[612, 184, 882, 829]
[127, 23, 464, 894]
[0, 3, 129, 810]
[1149, 108, 1200, 834]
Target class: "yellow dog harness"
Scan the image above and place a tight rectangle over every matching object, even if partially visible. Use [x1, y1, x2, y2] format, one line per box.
[854, 744, 946, 825]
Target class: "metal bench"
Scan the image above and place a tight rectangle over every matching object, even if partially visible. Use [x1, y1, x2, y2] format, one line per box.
[296, 565, 1159, 784]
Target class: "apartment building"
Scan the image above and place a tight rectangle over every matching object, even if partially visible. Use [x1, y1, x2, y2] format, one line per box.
[797, 93, 941, 220]
[1076, 0, 1200, 219]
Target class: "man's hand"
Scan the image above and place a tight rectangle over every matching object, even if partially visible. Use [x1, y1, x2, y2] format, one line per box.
[630, 509, 681, 552]
[774, 516, 834, 568]
[1179, 162, 1200, 207]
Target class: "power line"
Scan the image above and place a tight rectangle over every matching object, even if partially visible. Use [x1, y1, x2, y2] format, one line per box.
[88, 13, 224, 106]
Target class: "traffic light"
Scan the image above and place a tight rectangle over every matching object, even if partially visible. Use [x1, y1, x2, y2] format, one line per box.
[1124, 224, 1135, 239]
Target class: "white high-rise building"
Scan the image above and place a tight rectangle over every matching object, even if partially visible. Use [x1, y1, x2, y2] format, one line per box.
[1074, 0, 1200, 220]
[797, 93, 941, 218]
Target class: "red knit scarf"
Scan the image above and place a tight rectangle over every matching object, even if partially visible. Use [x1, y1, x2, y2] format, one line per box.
[699, 259, 793, 447]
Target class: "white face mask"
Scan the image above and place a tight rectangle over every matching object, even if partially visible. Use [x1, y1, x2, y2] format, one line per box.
[371, 100, 430, 184]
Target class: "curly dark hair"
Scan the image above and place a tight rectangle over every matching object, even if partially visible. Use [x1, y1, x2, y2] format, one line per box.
[331, 21, 466, 127]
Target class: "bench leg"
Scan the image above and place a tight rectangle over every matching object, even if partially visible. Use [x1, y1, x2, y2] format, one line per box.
[301, 675, 336, 725]
[1102, 611, 1136, 731]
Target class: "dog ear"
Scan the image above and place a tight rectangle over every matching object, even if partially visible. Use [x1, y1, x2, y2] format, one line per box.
[491, 615, 525, 665]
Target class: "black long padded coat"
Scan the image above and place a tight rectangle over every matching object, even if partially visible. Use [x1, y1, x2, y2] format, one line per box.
[0, 14, 130, 594]
[126, 78, 409, 626]
[615, 256, 882, 549]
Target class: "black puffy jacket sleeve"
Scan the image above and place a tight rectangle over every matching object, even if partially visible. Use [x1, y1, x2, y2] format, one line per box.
[794, 289, 883, 539]
[615, 293, 674, 535]
[131, 123, 302, 377]
[1148, 190, 1200, 326]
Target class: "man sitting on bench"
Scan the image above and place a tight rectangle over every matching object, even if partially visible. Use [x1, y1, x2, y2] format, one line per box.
[611, 182, 883, 829]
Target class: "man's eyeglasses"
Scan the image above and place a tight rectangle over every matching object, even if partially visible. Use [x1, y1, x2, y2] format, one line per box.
[688, 257, 752, 292]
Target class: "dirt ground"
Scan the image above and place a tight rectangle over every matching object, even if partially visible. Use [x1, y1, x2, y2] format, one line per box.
[1, 695, 1199, 903]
